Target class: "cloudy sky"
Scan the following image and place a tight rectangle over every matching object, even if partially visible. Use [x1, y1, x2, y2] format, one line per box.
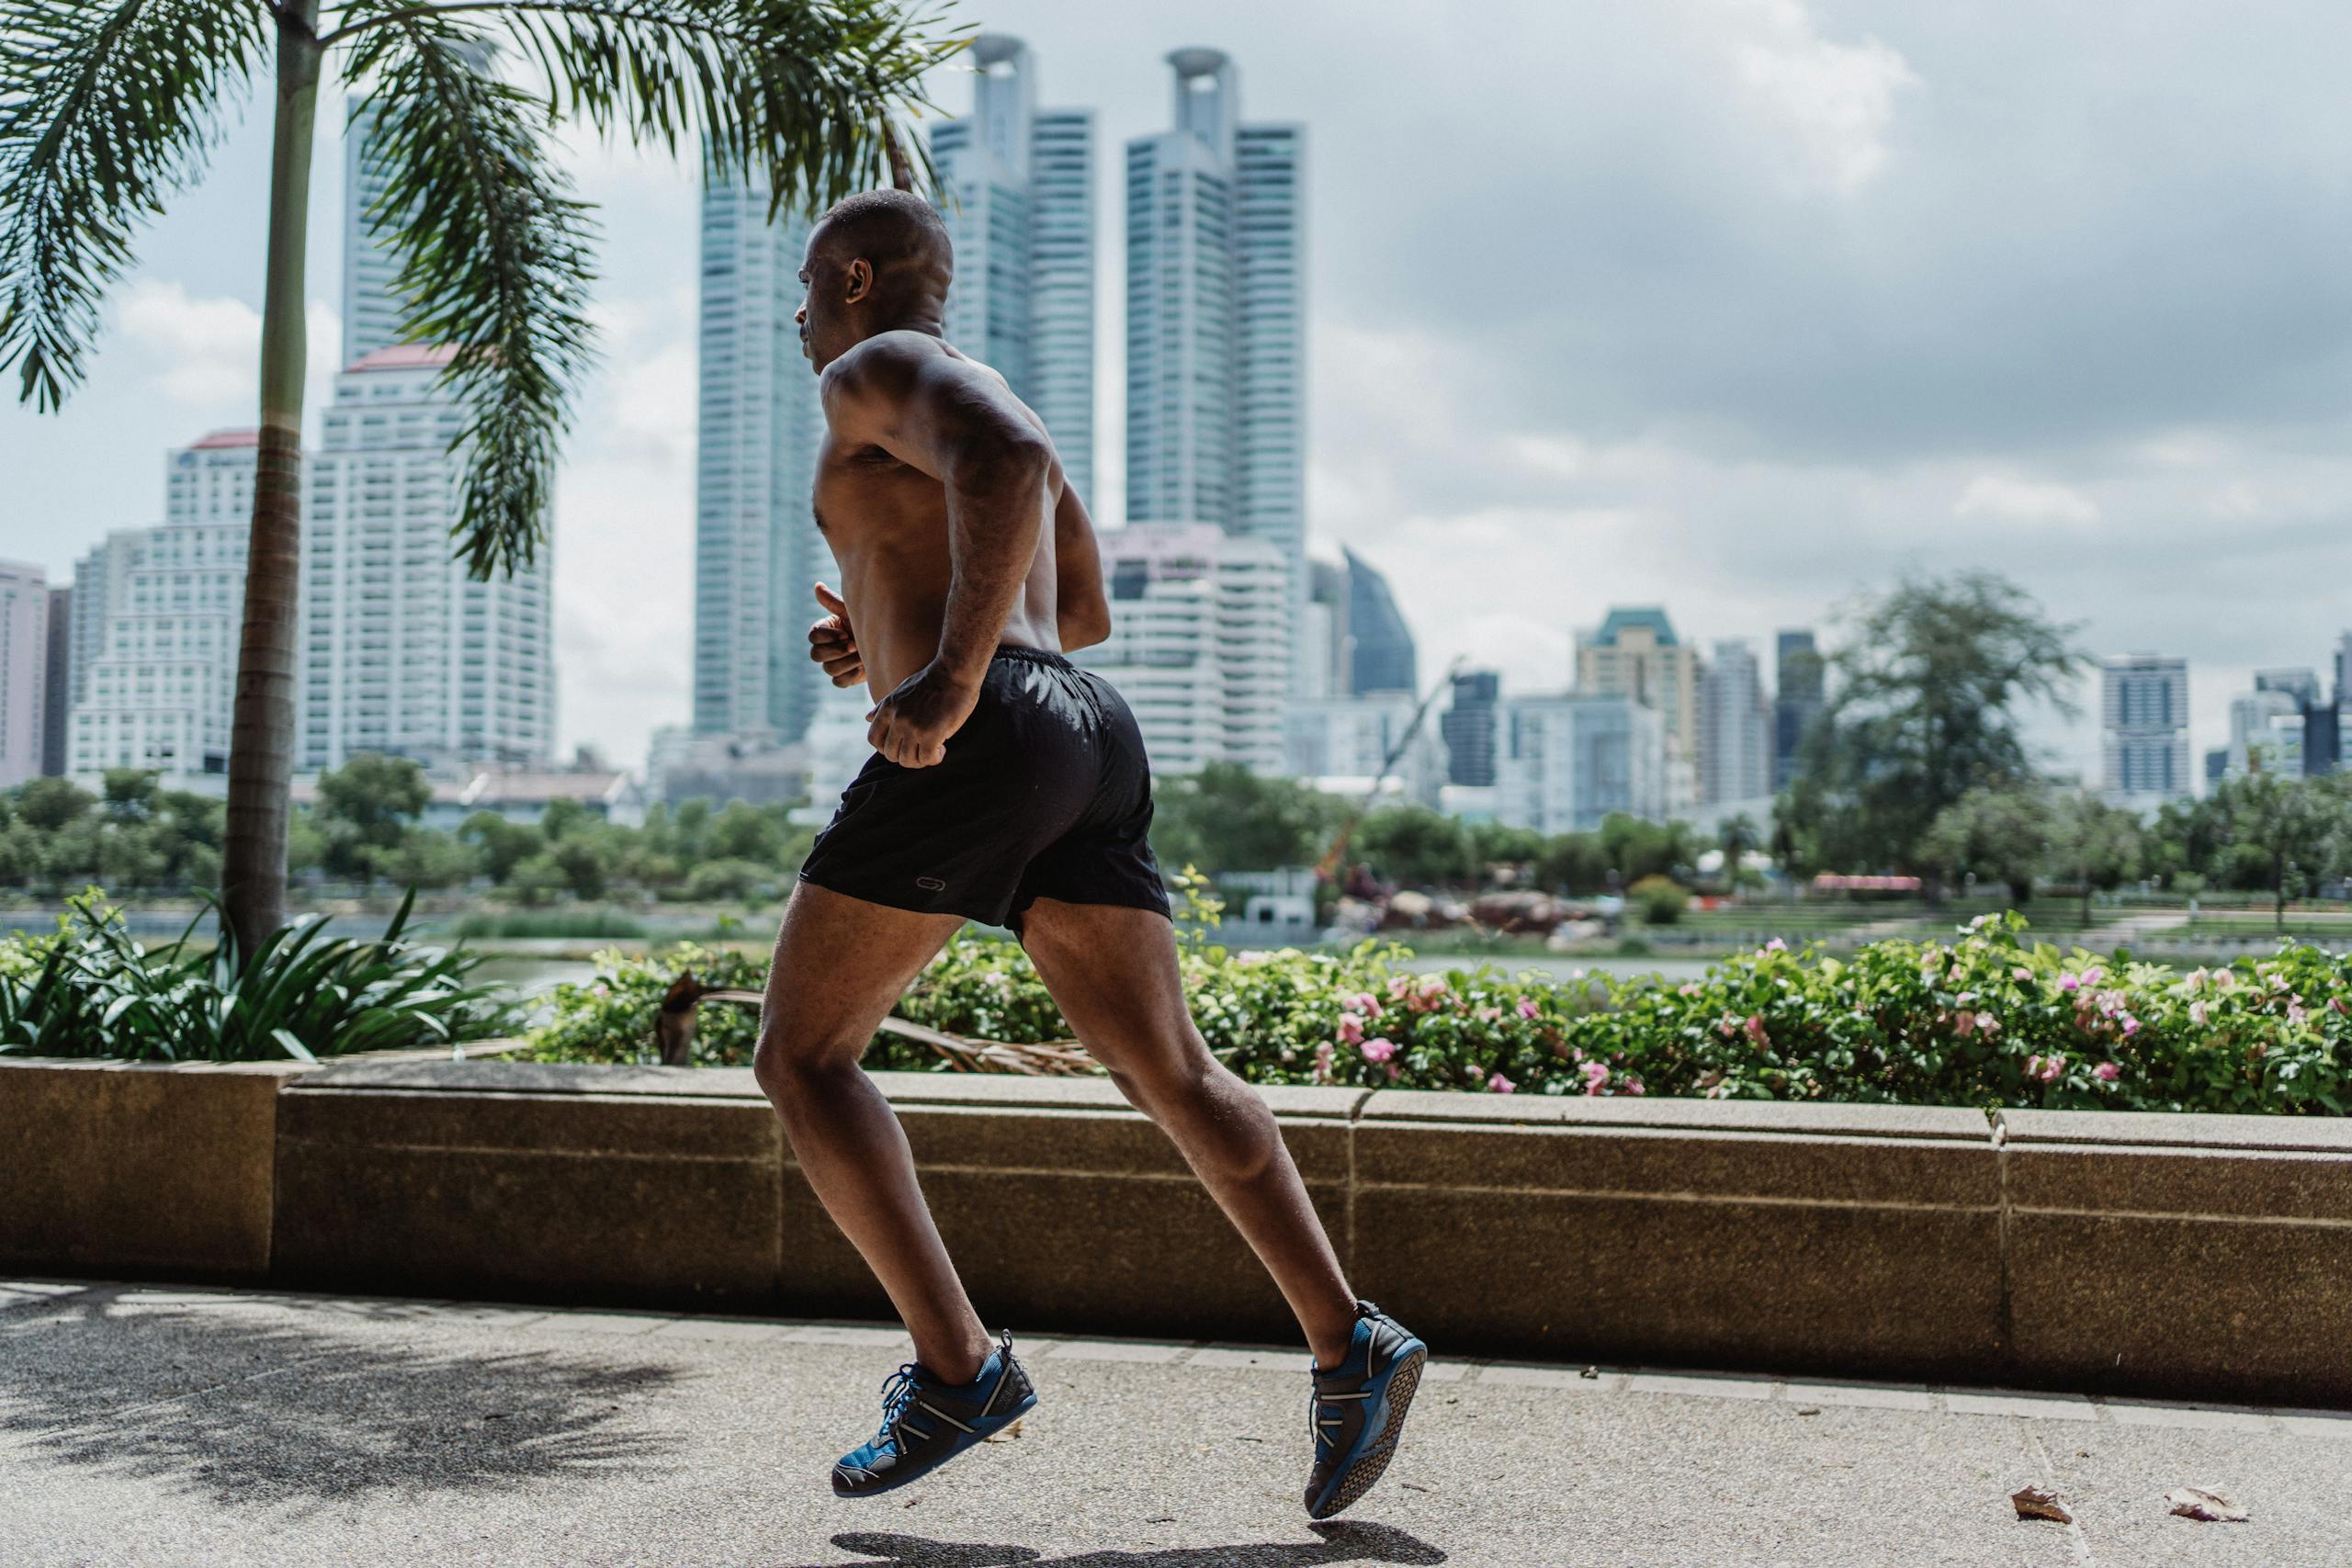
[6, 0, 2351, 781]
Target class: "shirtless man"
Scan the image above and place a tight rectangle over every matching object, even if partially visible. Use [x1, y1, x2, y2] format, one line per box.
[751, 190, 1425, 1519]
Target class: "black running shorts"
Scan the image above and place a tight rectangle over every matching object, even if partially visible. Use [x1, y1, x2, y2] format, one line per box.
[797, 646, 1175, 933]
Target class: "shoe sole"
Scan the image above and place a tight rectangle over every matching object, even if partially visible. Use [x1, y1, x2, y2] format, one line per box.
[831, 1391, 1037, 1498]
[1309, 1345, 1426, 1520]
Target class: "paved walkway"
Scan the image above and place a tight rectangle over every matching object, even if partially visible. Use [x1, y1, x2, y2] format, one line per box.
[2, 1280, 2345, 1567]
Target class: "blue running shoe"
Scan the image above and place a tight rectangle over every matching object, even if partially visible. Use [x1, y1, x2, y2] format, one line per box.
[1304, 1301, 1428, 1520]
[831, 1332, 1037, 1497]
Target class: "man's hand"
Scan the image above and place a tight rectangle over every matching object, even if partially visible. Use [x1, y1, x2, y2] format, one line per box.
[808, 581, 863, 688]
[866, 663, 980, 768]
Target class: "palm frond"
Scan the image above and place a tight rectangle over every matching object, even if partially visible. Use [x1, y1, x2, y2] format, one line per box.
[0, 0, 269, 411]
[342, 14, 600, 578]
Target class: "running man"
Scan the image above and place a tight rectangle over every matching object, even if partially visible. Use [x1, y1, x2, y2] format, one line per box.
[751, 190, 1425, 1520]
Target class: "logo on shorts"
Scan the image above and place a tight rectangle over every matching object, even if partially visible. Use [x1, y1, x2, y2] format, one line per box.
[915, 876, 946, 892]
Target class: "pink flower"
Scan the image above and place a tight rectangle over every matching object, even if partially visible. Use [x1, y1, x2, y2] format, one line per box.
[1386, 975, 1412, 1001]
[2189, 1000, 2209, 1026]
[2120, 1015, 2141, 1037]
[1580, 1059, 1611, 1095]
[2333, 997, 2349, 1017]
[1337, 1011, 1366, 1045]
[1764, 938, 1788, 953]
[1361, 1036, 1397, 1064]
[1475, 1006, 1502, 1022]
[1974, 1011, 1999, 1036]
[1516, 997, 1540, 1020]
[1953, 1011, 1976, 1038]
[2213, 968, 2237, 990]
[1312, 1042, 1335, 1083]
[1350, 992, 1384, 1018]
[2035, 1055, 2065, 1083]
[1623, 1077, 1646, 1096]
[2289, 1002, 2310, 1029]
[2013, 967, 2033, 984]
[1743, 1014, 1769, 1043]
[1487, 1071, 1517, 1094]
[2094, 1061, 2121, 1082]
[2058, 973, 2080, 993]
[2081, 965, 2106, 987]
[1679, 983, 1702, 997]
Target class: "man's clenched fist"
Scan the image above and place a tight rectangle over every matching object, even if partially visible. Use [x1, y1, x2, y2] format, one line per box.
[808, 581, 864, 688]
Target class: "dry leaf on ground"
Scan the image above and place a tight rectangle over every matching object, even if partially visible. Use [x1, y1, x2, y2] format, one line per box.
[2011, 1484, 2073, 1523]
[2167, 1487, 2249, 1523]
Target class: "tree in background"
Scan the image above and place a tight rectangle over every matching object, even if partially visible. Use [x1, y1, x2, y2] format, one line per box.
[1782, 572, 2085, 881]
[1151, 762, 1342, 878]
[1715, 813, 1762, 891]
[313, 752, 430, 883]
[2, 0, 959, 957]
[2206, 771, 2342, 931]
[1921, 784, 2058, 905]
[2049, 793, 2144, 923]
[1352, 805, 1477, 889]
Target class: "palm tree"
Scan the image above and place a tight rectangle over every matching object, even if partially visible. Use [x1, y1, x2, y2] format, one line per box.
[1, 0, 957, 959]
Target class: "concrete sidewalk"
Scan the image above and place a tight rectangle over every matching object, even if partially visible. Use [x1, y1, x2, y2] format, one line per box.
[1, 1280, 2344, 1567]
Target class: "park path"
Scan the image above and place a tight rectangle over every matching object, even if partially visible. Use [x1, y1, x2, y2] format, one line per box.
[2, 1279, 2343, 1566]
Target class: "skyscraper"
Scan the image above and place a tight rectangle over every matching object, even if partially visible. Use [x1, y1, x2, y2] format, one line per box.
[1343, 547, 1415, 696]
[1773, 629, 1825, 791]
[1442, 669, 1500, 788]
[928, 35, 1095, 502]
[0, 561, 47, 789]
[1071, 523, 1287, 773]
[340, 42, 497, 365]
[690, 167, 826, 744]
[2100, 654, 2190, 807]
[40, 584, 69, 776]
[1698, 639, 1773, 806]
[69, 432, 254, 784]
[301, 347, 556, 770]
[1495, 693, 1667, 835]
[1125, 50, 1306, 684]
[1576, 607, 1701, 811]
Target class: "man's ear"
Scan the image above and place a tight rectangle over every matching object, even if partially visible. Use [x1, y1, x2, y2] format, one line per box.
[843, 257, 874, 305]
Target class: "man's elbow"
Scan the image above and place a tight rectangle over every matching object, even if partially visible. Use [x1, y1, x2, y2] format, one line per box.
[1061, 599, 1114, 650]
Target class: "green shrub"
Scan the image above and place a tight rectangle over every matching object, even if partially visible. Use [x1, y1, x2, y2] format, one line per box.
[1629, 874, 1689, 926]
[0, 889, 518, 1061]
[449, 908, 648, 940]
[525, 911, 2352, 1114]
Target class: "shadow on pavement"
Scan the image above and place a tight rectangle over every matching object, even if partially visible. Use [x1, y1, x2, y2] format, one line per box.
[0, 1286, 684, 1505]
[815, 1522, 1447, 1566]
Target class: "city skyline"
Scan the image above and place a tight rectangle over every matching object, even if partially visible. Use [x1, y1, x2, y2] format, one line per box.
[6, 0, 2348, 787]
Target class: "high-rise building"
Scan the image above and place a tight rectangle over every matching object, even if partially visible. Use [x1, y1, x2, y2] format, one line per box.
[1698, 639, 1773, 807]
[1576, 607, 1701, 812]
[1773, 629, 1825, 791]
[929, 35, 1094, 503]
[690, 164, 827, 745]
[69, 432, 254, 784]
[1284, 692, 1445, 807]
[1125, 49, 1306, 687]
[1442, 668, 1500, 788]
[339, 42, 497, 365]
[1071, 523, 1287, 773]
[1343, 547, 1416, 696]
[2100, 654, 2190, 807]
[1301, 558, 1347, 700]
[40, 584, 69, 776]
[0, 561, 48, 789]
[2229, 676, 2308, 781]
[300, 346, 555, 771]
[1495, 692, 1666, 836]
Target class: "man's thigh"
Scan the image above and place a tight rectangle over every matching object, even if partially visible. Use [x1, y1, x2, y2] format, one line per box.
[1015, 897, 1200, 1079]
[761, 882, 967, 1061]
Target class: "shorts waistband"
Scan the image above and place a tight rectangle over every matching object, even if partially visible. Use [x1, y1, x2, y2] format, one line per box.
[992, 644, 1075, 669]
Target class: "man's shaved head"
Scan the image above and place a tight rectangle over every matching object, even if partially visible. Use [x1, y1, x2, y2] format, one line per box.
[798, 188, 955, 370]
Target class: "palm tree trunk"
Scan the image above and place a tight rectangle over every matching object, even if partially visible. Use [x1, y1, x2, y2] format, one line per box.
[220, 3, 322, 962]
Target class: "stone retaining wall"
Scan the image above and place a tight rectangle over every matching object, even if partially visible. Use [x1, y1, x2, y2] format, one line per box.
[3, 1055, 2344, 1403]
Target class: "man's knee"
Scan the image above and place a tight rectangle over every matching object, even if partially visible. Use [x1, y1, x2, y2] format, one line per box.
[1134, 1055, 1278, 1184]
[751, 1011, 860, 1107]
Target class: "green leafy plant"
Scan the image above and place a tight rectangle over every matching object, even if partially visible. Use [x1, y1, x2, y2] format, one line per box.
[527, 911, 2352, 1115]
[0, 888, 518, 1061]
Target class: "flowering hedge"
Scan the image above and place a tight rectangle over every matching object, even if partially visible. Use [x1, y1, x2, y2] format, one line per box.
[527, 912, 2352, 1115]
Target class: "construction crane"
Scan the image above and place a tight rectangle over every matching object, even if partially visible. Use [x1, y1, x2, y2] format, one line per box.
[1314, 655, 1466, 884]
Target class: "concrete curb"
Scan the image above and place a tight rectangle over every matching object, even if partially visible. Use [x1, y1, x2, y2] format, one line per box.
[4, 1055, 2346, 1402]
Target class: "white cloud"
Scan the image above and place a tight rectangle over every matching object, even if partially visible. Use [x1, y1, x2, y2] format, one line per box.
[1725, 0, 1920, 193]
[1952, 473, 2101, 525]
[110, 279, 343, 423]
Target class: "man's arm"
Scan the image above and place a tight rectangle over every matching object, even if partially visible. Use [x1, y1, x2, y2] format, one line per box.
[822, 336, 1055, 766]
[1052, 475, 1112, 651]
